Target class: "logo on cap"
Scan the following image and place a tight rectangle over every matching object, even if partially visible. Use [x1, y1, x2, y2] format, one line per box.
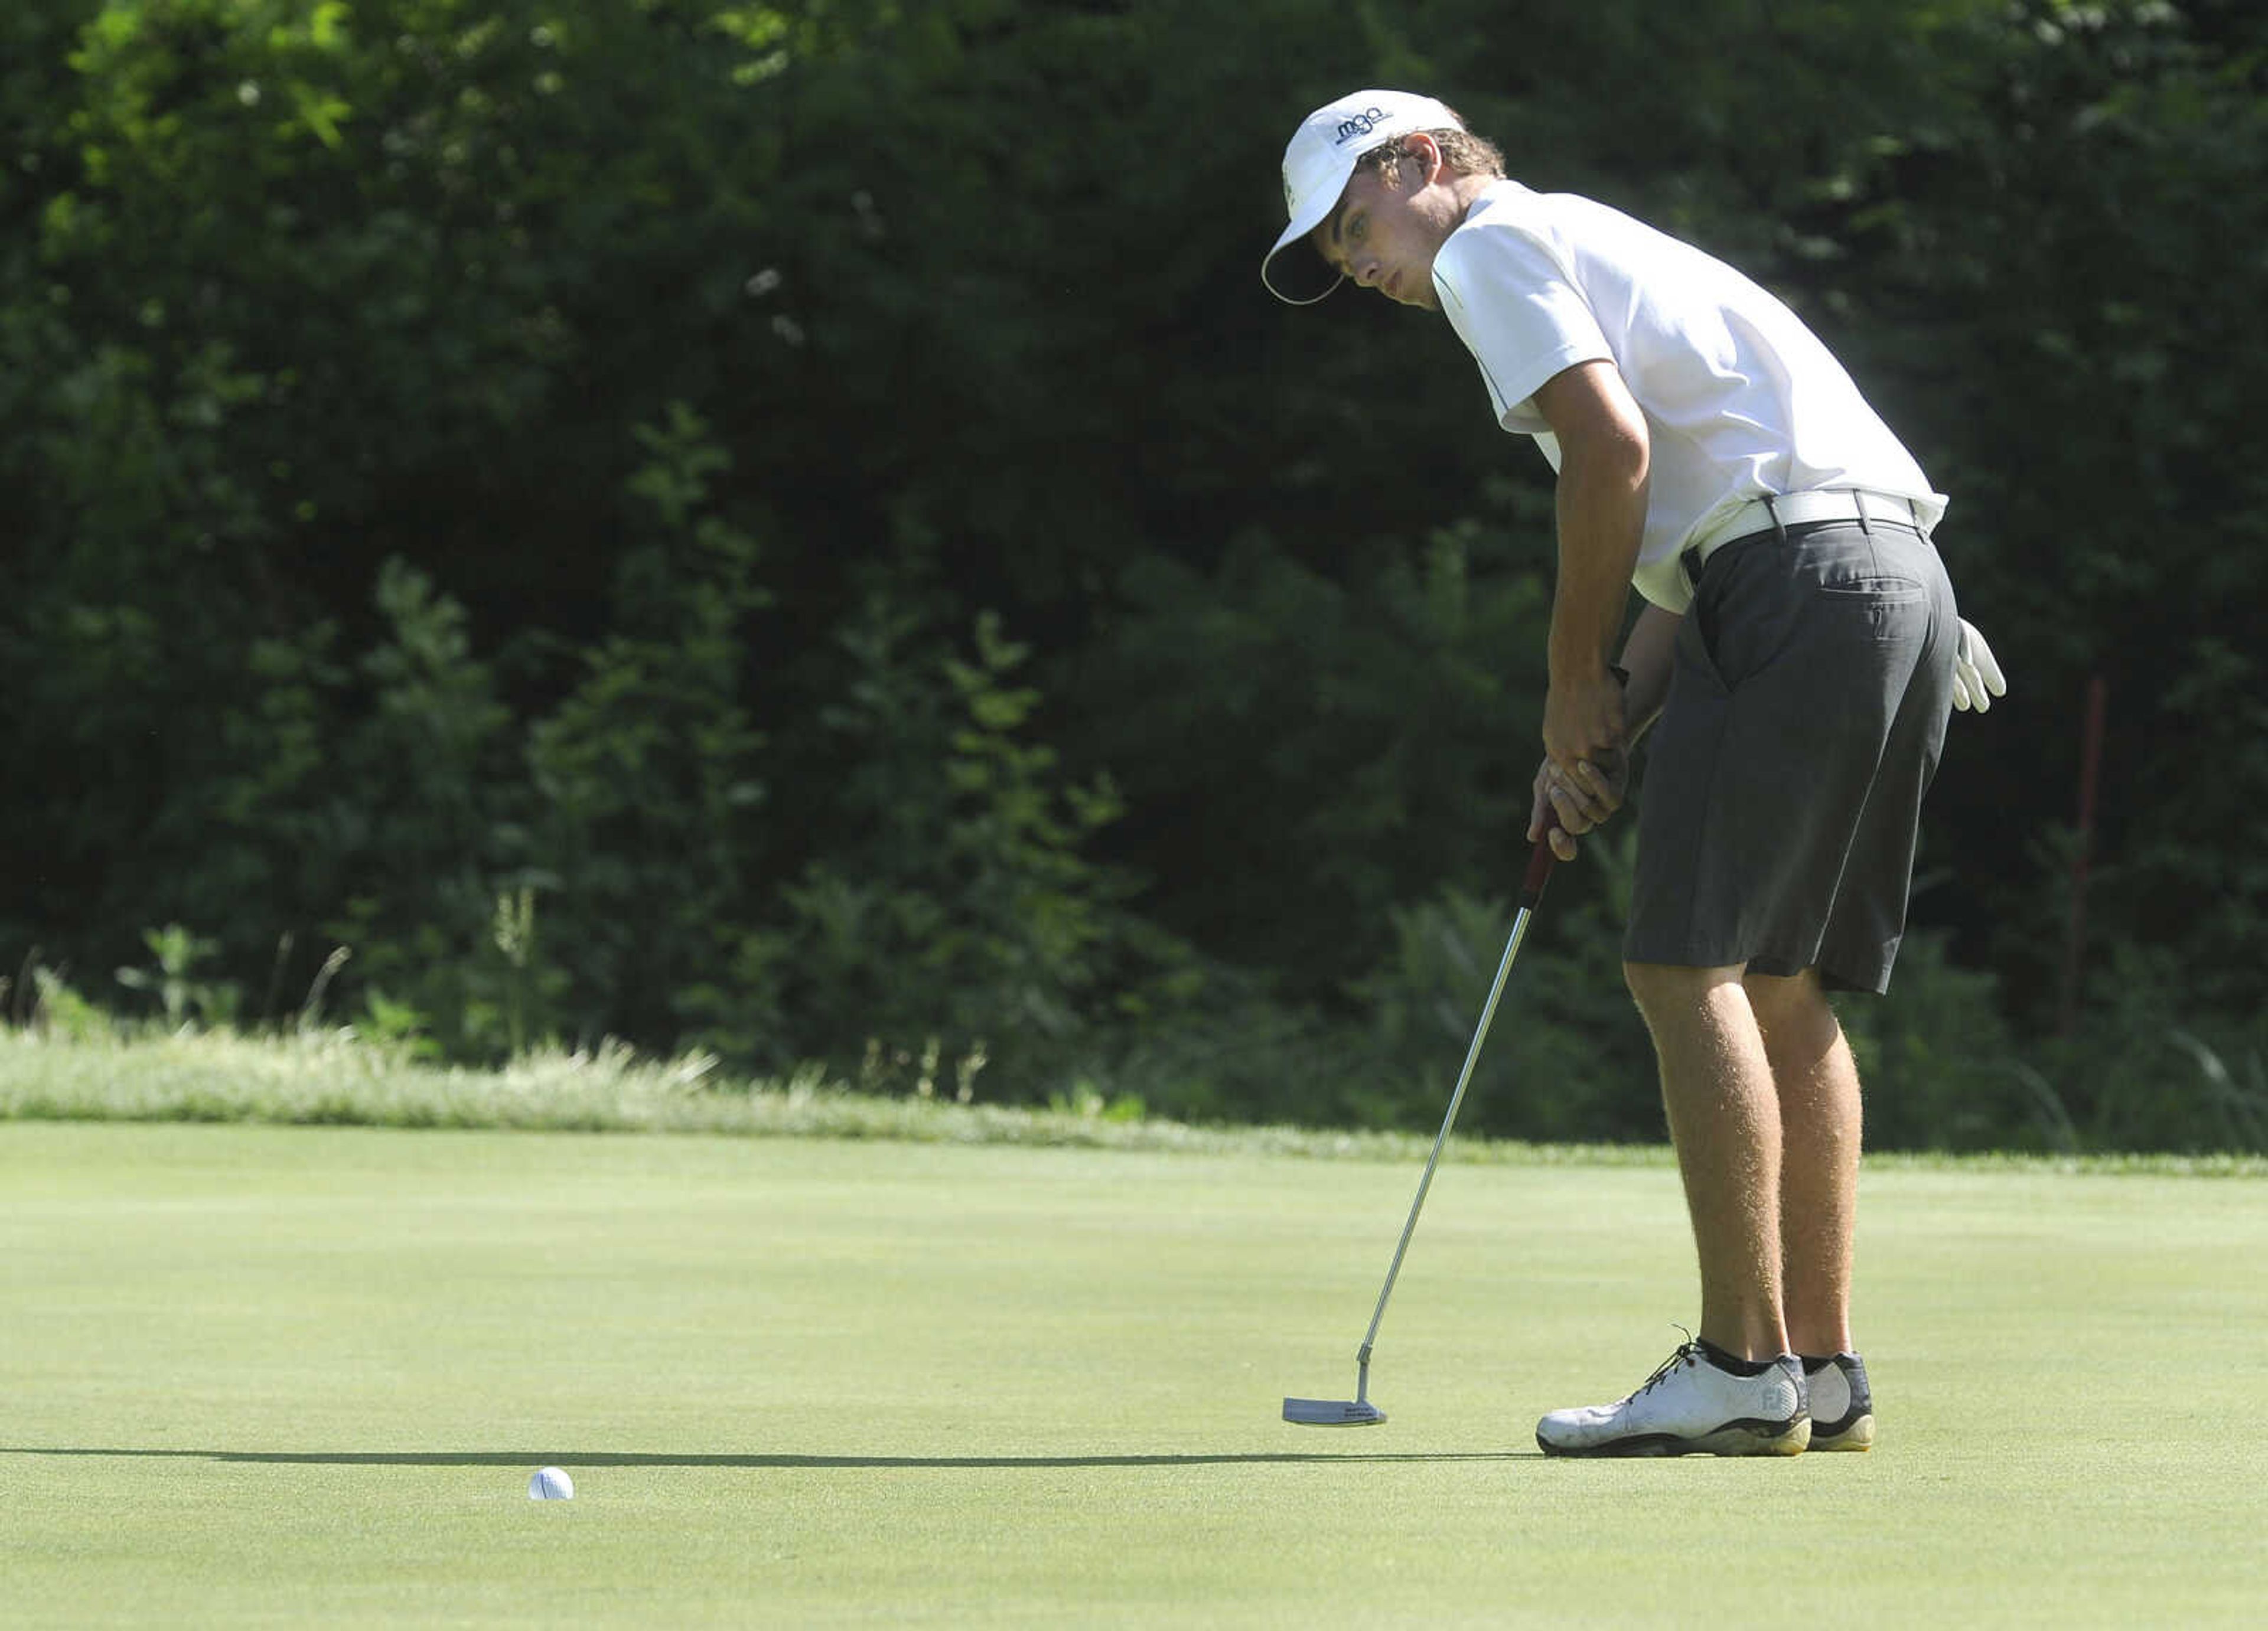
[1334, 107, 1393, 144]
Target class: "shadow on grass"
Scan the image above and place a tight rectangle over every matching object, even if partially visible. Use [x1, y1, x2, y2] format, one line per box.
[2, 1446, 1539, 1467]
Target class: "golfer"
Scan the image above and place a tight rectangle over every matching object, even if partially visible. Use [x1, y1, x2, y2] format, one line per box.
[1262, 91, 2004, 1456]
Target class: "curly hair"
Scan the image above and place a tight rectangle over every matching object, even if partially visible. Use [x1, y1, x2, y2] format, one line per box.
[1355, 123, 1506, 183]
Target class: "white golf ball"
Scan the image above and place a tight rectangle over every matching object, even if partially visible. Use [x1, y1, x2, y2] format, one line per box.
[528, 1466, 574, 1501]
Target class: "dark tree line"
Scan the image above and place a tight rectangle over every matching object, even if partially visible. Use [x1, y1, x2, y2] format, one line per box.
[4, 0, 2264, 1150]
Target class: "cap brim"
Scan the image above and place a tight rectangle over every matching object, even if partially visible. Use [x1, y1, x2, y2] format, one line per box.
[1261, 178, 1350, 305]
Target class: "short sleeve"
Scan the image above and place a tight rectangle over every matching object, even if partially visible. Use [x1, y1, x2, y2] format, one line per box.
[1431, 221, 1612, 431]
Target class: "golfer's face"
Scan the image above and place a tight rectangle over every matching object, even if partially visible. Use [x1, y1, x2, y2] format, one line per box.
[1315, 164, 1443, 310]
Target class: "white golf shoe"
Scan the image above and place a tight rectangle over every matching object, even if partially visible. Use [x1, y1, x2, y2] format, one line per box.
[1802, 1351, 1875, 1451]
[1536, 1340, 1810, 1457]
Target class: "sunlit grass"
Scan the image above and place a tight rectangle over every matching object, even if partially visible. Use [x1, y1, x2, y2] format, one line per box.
[2, 1025, 2262, 1177]
[2, 1123, 2262, 1628]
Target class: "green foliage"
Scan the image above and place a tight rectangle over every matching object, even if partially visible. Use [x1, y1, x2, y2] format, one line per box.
[322, 556, 529, 1058]
[524, 402, 771, 1051]
[1350, 828, 1657, 1141]
[23, 968, 116, 1046]
[2168, 1032, 2268, 1153]
[1837, 929, 2034, 1153]
[2029, 941, 2268, 1154]
[114, 924, 239, 1030]
[692, 589, 1155, 1091]
[3, 0, 2263, 1149]
[1078, 505, 1557, 985]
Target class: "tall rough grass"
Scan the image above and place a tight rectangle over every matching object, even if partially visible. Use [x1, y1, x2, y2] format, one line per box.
[2, 1023, 2262, 1177]
[0, 1022, 1521, 1160]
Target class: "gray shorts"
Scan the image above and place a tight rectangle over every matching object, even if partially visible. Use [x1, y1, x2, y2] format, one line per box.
[1627, 518, 1958, 993]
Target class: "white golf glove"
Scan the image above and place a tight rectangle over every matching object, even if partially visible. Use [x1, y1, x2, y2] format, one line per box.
[1952, 619, 2007, 713]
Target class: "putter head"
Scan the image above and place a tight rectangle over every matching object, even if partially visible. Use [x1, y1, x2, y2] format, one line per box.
[1282, 1396, 1386, 1426]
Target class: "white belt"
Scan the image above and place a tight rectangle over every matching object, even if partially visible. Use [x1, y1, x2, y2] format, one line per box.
[1684, 488, 1931, 572]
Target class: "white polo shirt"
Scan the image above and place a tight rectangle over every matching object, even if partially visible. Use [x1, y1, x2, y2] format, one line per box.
[1429, 181, 1947, 612]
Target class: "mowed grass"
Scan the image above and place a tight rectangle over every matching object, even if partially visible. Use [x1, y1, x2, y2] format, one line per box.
[2, 1123, 2263, 1629]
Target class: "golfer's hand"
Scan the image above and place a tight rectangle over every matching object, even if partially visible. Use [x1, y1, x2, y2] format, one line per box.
[1527, 749, 1628, 863]
[1542, 669, 1627, 775]
[1952, 619, 2007, 713]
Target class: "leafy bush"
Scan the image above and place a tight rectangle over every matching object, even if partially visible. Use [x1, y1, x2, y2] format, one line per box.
[692, 588, 1168, 1093]
[113, 924, 238, 1030]
[1838, 929, 2035, 1153]
[2037, 941, 2268, 1155]
[523, 402, 772, 1052]
[1350, 828, 1658, 1141]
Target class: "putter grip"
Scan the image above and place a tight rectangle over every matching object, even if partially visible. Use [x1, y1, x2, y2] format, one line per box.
[1520, 837, 1554, 908]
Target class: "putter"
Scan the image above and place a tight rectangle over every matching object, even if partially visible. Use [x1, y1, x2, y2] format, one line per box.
[1283, 837, 1555, 1427]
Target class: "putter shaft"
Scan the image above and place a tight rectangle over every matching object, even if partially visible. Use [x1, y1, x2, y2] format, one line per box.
[1353, 840, 1554, 1381]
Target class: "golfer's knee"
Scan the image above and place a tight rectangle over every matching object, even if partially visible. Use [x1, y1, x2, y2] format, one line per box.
[1746, 978, 1849, 1081]
[1622, 960, 1740, 1022]
[1743, 966, 1831, 1032]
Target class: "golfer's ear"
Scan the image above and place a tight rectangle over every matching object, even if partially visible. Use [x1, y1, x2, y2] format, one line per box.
[1407, 131, 1445, 183]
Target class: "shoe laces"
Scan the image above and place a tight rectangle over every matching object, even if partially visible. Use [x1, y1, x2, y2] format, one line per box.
[1627, 1329, 1705, 1402]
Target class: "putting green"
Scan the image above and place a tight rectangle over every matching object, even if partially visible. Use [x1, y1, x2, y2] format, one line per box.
[2, 1123, 2262, 1627]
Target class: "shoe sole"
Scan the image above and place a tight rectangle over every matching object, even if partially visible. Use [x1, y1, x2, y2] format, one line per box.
[1537, 1417, 1812, 1459]
[1808, 1411, 1875, 1452]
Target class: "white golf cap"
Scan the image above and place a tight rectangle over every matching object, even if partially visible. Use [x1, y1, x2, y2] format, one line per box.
[1262, 89, 1467, 305]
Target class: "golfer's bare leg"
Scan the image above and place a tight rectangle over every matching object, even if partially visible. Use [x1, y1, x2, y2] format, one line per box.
[1623, 962, 1788, 1361]
[1746, 968, 1860, 1356]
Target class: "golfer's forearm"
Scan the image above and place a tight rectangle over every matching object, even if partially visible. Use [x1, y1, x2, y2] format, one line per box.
[1547, 435, 1647, 686]
[1616, 602, 1679, 741]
